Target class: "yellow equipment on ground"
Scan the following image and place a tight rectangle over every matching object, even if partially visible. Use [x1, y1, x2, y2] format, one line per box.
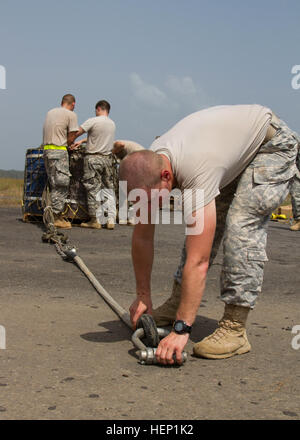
[270, 213, 287, 221]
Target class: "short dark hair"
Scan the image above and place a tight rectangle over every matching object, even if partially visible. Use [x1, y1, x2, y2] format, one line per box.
[61, 94, 76, 105]
[95, 100, 111, 113]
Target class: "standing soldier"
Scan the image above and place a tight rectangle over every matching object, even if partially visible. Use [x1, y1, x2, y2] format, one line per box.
[72, 100, 116, 229]
[43, 94, 79, 229]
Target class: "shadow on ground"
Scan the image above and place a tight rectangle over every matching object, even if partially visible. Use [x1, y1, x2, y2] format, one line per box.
[81, 315, 218, 346]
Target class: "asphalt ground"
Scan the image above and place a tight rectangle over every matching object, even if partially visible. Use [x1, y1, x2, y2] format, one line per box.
[0, 207, 299, 420]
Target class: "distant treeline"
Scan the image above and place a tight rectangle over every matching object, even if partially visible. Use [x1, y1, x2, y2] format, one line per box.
[0, 169, 23, 179]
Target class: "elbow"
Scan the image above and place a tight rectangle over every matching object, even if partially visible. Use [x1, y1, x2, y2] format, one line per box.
[67, 132, 78, 146]
[184, 258, 209, 279]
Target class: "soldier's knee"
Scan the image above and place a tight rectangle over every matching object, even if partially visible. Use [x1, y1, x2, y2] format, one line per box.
[55, 172, 70, 188]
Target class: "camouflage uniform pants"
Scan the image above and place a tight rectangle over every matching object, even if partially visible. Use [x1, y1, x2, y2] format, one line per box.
[82, 154, 116, 219]
[174, 119, 299, 309]
[43, 149, 71, 214]
[290, 145, 300, 220]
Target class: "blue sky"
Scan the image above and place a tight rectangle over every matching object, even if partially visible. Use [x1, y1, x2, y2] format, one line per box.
[0, 0, 299, 169]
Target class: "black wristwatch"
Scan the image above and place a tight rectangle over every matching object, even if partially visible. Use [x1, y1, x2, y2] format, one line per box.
[172, 320, 192, 335]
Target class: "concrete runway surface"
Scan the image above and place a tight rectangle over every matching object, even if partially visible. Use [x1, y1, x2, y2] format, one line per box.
[0, 207, 299, 420]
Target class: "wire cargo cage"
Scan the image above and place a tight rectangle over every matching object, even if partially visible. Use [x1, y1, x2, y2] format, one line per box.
[22, 147, 47, 221]
[22, 147, 89, 223]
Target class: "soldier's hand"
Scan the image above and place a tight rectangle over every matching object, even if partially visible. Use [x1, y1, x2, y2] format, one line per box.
[71, 141, 82, 150]
[155, 332, 189, 365]
[130, 295, 153, 330]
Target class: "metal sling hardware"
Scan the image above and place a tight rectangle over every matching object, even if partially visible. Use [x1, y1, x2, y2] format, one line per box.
[132, 327, 188, 365]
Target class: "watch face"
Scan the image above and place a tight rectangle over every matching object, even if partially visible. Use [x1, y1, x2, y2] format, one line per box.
[175, 321, 184, 332]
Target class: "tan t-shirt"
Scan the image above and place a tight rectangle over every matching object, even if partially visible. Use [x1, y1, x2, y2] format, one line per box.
[81, 116, 116, 154]
[43, 107, 79, 147]
[150, 104, 272, 212]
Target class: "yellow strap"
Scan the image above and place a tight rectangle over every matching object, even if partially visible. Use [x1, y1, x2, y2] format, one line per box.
[44, 145, 67, 150]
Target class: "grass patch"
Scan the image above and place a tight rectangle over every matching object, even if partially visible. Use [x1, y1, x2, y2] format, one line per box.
[0, 177, 24, 206]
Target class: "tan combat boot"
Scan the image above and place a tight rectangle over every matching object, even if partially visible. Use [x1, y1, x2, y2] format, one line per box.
[106, 218, 115, 230]
[152, 280, 181, 327]
[53, 213, 72, 229]
[80, 217, 101, 229]
[290, 220, 300, 231]
[193, 304, 251, 359]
